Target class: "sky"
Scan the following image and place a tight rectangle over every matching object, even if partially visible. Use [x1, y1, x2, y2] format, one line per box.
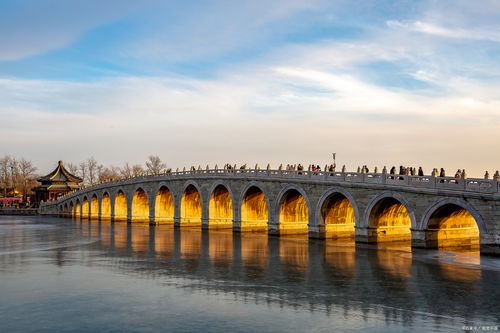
[1, 0, 500, 177]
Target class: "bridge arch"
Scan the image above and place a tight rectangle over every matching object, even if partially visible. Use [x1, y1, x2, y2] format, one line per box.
[316, 187, 358, 238]
[100, 192, 111, 221]
[240, 183, 270, 232]
[180, 181, 202, 226]
[208, 182, 234, 229]
[364, 191, 416, 242]
[75, 199, 81, 218]
[276, 184, 310, 234]
[154, 184, 175, 224]
[131, 187, 150, 223]
[69, 201, 74, 218]
[90, 194, 99, 220]
[113, 189, 128, 222]
[421, 198, 483, 248]
[81, 196, 89, 219]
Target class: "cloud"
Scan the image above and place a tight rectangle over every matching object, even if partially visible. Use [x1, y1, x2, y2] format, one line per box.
[0, 0, 161, 61]
[129, 0, 324, 62]
[387, 20, 500, 42]
[2, 60, 500, 177]
[1, 0, 500, 177]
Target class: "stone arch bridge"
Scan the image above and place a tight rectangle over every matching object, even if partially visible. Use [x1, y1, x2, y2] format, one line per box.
[39, 168, 500, 254]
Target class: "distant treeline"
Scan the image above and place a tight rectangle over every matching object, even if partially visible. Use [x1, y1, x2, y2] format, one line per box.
[0, 155, 168, 196]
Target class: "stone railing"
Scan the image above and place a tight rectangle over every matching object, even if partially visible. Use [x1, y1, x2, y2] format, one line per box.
[41, 168, 500, 206]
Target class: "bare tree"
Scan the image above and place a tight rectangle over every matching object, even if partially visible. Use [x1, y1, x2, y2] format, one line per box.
[85, 157, 100, 185]
[120, 162, 132, 178]
[16, 158, 38, 198]
[65, 162, 79, 176]
[132, 164, 145, 177]
[8, 157, 18, 193]
[78, 162, 87, 185]
[98, 166, 121, 182]
[0, 155, 11, 197]
[0, 155, 37, 199]
[145, 155, 166, 175]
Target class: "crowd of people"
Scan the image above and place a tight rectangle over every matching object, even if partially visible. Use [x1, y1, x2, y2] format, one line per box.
[192, 163, 500, 180]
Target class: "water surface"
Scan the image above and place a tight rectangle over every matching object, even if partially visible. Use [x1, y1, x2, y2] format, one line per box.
[0, 216, 498, 332]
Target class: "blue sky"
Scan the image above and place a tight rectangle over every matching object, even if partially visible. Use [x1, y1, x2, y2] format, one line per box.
[1, 0, 500, 176]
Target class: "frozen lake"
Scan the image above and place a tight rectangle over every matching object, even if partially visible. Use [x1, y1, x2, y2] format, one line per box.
[0, 216, 498, 332]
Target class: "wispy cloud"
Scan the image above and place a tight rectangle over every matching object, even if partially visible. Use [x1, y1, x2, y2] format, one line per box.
[1, 0, 500, 176]
[387, 20, 500, 42]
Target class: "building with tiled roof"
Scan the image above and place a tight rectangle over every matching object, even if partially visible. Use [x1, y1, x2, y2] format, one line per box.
[33, 161, 82, 203]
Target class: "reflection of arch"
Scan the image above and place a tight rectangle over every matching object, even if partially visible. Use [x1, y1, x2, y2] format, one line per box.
[421, 198, 482, 248]
[155, 185, 175, 224]
[90, 195, 99, 219]
[82, 196, 89, 219]
[279, 237, 309, 273]
[364, 192, 415, 242]
[114, 190, 127, 222]
[208, 183, 233, 229]
[101, 192, 111, 221]
[276, 185, 309, 234]
[132, 188, 149, 223]
[240, 184, 269, 232]
[209, 231, 233, 264]
[180, 182, 202, 226]
[376, 247, 413, 278]
[316, 188, 357, 238]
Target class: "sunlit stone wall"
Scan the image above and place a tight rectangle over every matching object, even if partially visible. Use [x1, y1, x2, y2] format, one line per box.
[76, 201, 81, 218]
[132, 189, 149, 223]
[180, 185, 202, 226]
[321, 193, 355, 238]
[155, 187, 174, 224]
[90, 196, 99, 220]
[81, 199, 89, 219]
[368, 198, 411, 242]
[114, 191, 127, 222]
[209, 185, 233, 229]
[279, 189, 309, 234]
[101, 193, 111, 220]
[240, 187, 268, 232]
[426, 204, 480, 248]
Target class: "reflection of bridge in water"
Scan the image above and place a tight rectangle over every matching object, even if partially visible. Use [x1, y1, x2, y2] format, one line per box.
[67, 220, 497, 329]
[39, 168, 500, 254]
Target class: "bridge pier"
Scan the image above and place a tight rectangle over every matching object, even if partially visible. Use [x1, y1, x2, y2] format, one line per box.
[354, 226, 371, 243]
[202, 217, 209, 230]
[410, 229, 427, 248]
[268, 222, 279, 235]
[308, 224, 326, 239]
